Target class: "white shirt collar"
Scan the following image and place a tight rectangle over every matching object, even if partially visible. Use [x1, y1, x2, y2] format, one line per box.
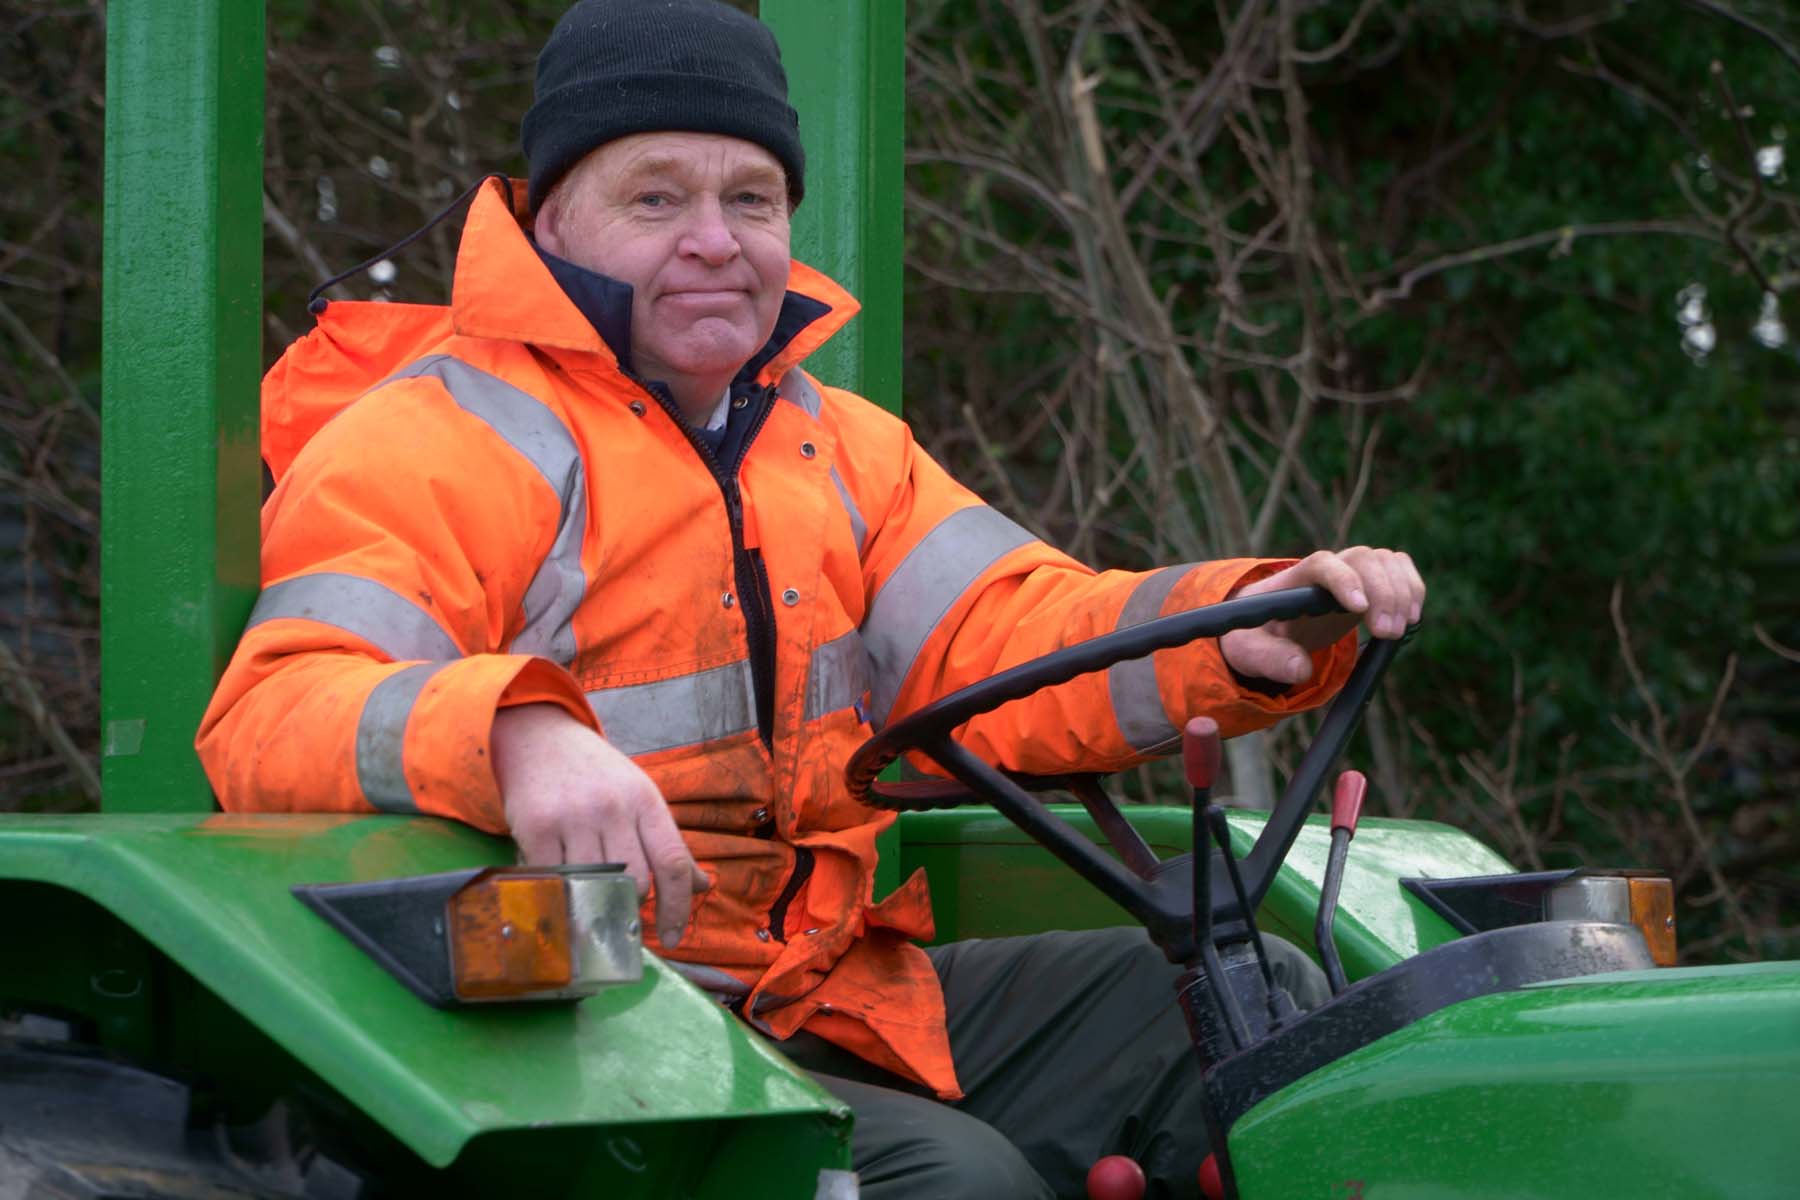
[702, 389, 732, 432]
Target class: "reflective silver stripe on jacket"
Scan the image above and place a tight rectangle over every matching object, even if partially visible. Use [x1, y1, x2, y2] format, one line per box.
[806, 629, 872, 722]
[1107, 564, 1195, 752]
[586, 660, 758, 757]
[775, 368, 867, 554]
[777, 367, 823, 420]
[389, 355, 588, 667]
[830, 468, 869, 555]
[862, 505, 1035, 727]
[355, 662, 451, 812]
[246, 572, 460, 663]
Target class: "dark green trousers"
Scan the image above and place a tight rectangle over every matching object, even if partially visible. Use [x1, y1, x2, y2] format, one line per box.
[770, 927, 1329, 1200]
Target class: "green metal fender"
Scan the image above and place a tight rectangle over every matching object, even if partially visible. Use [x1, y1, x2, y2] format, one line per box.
[0, 813, 849, 1194]
[0, 798, 1514, 1190]
[898, 805, 1800, 1196]
[1228, 961, 1800, 1197]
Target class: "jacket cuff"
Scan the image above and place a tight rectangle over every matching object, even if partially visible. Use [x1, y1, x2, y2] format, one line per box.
[399, 654, 595, 833]
[1157, 559, 1356, 734]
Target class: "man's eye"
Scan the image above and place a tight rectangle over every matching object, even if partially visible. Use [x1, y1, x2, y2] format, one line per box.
[637, 194, 668, 209]
[733, 191, 771, 207]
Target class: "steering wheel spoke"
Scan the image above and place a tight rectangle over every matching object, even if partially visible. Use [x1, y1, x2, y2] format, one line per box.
[1067, 777, 1161, 879]
[928, 737, 1192, 948]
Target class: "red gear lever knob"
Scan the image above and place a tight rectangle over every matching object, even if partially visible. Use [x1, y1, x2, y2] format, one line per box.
[1199, 1153, 1225, 1199]
[1182, 717, 1221, 791]
[1331, 768, 1368, 836]
[1086, 1155, 1147, 1200]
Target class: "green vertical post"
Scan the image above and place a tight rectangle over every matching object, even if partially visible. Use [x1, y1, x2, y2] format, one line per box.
[761, 0, 905, 411]
[761, 0, 906, 895]
[101, 2, 264, 810]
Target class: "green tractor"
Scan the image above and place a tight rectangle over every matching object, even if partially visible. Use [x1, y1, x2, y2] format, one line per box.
[4, 5, 1796, 1198]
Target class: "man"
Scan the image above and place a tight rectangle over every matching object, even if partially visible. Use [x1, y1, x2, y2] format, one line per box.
[201, 1, 1424, 1194]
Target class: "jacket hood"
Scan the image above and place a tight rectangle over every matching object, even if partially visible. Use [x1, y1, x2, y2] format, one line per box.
[262, 176, 860, 483]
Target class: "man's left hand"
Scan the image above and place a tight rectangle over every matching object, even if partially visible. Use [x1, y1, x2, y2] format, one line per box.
[1219, 547, 1424, 686]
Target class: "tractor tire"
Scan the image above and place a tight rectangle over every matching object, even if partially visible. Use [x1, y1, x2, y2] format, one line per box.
[0, 1038, 360, 1200]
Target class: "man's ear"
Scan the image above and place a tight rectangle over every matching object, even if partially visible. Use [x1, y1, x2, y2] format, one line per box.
[534, 201, 564, 255]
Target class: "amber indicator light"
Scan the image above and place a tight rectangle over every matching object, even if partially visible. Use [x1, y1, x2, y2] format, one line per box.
[1628, 876, 1677, 966]
[448, 874, 574, 999]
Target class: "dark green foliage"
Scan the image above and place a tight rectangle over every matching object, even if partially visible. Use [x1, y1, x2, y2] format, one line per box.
[904, 0, 1799, 959]
[1303, 3, 1800, 962]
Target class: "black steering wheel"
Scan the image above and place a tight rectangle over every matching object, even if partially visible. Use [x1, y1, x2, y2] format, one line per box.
[845, 585, 1409, 964]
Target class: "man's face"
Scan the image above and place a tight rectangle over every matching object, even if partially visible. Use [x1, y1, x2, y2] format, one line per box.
[535, 132, 792, 402]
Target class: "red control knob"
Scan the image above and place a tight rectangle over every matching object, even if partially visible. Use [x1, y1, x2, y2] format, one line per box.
[1086, 1155, 1146, 1200]
[1331, 769, 1368, 837]
[1182, 717, 1221, 791]
[1198, 1153, 1224, 1200]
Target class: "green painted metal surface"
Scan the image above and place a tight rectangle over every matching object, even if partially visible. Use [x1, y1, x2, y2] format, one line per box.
[0, 882, 165, 1065]
[1229, 809, 1514, 978]
[898, 805, 1198, 945]
[1229, 961, 1800, 1198]
[898, 806, 1509, 979]
[761, 0, 905, 412]
[763, 0, 907, 899]
[100, 1, 264, 812]
[0, 878, 849, 1195]
[0, 814, 848, 1173]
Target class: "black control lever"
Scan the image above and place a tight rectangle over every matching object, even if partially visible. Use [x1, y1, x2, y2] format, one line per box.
[1182, 719, 1243, 1047]
[1315, 769, 1368, 996]
[1205, 805, 1286, 1028]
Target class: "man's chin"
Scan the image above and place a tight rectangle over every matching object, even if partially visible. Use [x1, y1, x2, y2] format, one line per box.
[640, 323, 772, 381]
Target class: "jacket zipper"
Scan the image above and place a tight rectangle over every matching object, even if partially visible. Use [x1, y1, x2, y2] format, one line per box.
[632, 377, 813, 944]
[633, 376, 779, 747]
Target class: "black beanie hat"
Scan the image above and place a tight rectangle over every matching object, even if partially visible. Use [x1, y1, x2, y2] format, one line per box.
[522, 0, 805, 214]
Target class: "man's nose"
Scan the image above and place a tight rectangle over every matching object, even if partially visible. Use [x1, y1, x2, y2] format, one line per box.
[679, 195, 740, 264]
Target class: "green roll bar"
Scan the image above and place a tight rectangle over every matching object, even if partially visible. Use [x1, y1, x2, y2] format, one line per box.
[101, 3, 265, 810]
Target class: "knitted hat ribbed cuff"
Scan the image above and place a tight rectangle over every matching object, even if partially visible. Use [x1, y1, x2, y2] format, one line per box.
[524, 73, 804, 213]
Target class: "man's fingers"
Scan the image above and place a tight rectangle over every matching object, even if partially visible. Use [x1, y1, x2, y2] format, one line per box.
[606, 830, 654, 902]
[1356, 547, 1425, 637]
[1220, 628, 1313, 685]
[1384, 550, 1419, 633]
[1379, 550, 1417, 634]
[639, 812, 701, 948]
[1356, 548, 1405, 638]
[1301, 549, 1371, 617]
[512, 823, 563, 867]
[1397, 551, 1426, 623]
[495, 720, 705, 948]
[560, 824, 605, 868]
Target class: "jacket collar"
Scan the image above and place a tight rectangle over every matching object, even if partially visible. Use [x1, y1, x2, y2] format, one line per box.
[451, 177, 859, 384]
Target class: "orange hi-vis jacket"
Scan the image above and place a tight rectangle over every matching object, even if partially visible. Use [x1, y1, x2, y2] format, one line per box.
[198, 178, 1354, 1099]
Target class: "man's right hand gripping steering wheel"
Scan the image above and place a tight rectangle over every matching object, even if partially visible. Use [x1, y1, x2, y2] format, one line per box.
[1220, 547, 1425, 685]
